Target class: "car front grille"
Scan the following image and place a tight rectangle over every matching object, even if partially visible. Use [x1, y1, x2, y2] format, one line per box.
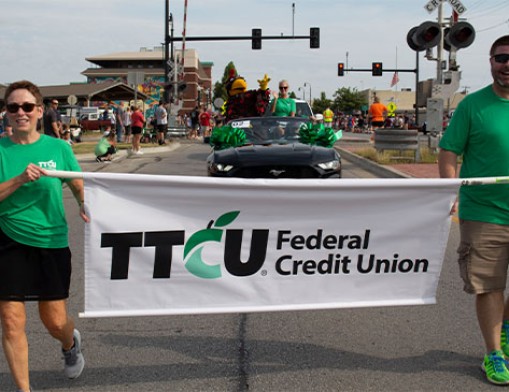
[235, 165, 318, 179]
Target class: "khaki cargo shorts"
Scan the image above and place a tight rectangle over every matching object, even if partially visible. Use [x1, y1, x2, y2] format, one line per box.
[458, 220, 509, 294]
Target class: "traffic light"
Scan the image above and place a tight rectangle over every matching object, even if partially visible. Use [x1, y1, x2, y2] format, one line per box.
[252, 28, 262, 50]
[337, 62, 345, 76]
[407, 21, 441, 51]
[372, 62, 383, 76]
[445, 22, 475, 49]
[310, 27, 320, 49]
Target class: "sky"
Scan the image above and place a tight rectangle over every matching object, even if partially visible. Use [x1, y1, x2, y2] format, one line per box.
[1, 0, 509, 101]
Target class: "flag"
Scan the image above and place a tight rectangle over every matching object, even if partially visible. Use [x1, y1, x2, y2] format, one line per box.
[390, 72, 400, 87]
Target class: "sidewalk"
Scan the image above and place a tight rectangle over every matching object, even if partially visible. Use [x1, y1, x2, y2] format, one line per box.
[339, 132, 440, 179]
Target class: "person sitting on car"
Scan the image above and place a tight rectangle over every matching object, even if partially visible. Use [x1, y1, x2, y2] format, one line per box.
[270, 80, 296, 117]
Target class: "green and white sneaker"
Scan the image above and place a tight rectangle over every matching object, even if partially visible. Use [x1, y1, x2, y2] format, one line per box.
[501, 320, 509, 358]
[482, 350, 509, 385]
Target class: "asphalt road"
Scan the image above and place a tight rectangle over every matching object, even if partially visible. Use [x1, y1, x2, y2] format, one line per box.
[0, 140, 493, 391]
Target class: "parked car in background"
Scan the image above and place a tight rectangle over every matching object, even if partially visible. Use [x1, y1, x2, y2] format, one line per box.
[207, 116, 341, 179]
[79, 113, 112, 131]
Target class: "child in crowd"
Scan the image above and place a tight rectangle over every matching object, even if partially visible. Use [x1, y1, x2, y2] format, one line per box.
[61, 124, 73, 145]
[94, 128, 117, 162]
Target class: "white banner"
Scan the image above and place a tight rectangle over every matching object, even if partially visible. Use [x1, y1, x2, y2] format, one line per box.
[81, 173, 459, 318]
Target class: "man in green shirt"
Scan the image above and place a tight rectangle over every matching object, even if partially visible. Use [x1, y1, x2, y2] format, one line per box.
[439, 35, 509, 385]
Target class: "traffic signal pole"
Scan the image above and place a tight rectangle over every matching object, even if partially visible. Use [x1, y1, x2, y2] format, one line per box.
[167, 34, 315, 43]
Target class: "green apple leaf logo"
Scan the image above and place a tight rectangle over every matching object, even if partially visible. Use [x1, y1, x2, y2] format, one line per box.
[183, 211, 240, 279]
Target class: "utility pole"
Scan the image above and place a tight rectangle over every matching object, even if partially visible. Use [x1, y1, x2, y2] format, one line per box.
[292, 3, 295, 38]
[436, 1, 444, 84]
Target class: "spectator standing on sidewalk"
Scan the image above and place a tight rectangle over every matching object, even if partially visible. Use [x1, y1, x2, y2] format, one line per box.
[115, 102, 125, 143]
[123, 105, 132, 143]
[43, 99, 61, 138]
[130, 105, 145, 155]
[438, 35, 509, 386]
[323, 106, 334, 128]
[368, 96, 387, 131]
[198, 106, 212, 137]
[155, 100, 168, 145]
[189, 106, 200, 139]
[0, 80, 88, 392]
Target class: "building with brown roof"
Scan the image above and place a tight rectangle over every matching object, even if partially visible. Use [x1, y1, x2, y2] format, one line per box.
[81, 46, 213, 115]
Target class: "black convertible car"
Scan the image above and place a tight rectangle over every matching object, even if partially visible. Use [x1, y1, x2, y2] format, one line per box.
[207, 117, 341, 179]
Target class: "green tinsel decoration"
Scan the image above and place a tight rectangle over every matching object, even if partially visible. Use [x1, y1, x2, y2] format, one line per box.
[298, 122, 342, 148]
[210, 125, 246, 150]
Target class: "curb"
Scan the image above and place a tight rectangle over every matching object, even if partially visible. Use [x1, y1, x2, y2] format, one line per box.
[76, 142, 182, 162]
[336, 147, 411, 178]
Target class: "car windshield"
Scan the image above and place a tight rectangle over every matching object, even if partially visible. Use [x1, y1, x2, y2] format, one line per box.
[228, 117, 308, 145]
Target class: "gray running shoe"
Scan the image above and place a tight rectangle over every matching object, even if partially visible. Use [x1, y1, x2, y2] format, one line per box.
[62, 329, 85, 379]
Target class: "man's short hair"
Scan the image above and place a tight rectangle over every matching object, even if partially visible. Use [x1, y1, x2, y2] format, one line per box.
[490, 35, 509, 56]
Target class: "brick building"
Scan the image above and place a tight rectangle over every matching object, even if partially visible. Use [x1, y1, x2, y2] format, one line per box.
[81, 46, 213, 115]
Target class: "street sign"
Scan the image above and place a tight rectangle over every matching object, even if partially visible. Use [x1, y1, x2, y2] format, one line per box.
[424, 0, 446, 13]
[424, 0, 466, 15]
[387, 102, 397, 116]
[67, 94, 77, 106]
[127, 71, 145, 86]
[448, 0, 466, 15]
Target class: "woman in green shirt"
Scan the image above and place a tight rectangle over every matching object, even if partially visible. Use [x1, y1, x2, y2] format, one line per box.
[0, 80, 88, 391]
[270, 79, 296, 117]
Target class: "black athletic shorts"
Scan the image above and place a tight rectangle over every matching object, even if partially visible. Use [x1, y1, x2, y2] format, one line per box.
[131, 126, 143, 135]
[0, 228, 72, 301]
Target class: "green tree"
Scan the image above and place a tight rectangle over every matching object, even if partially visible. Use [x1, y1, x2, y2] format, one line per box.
[332, 87, 367, 114]
[212, 61, 238, 103]
[311, 92, 332, 115]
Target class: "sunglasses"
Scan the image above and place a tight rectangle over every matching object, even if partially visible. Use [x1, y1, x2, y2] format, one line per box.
[492, 53, 509, 64]
[6, 102, 39, 113]
[279, 86, 288, 90]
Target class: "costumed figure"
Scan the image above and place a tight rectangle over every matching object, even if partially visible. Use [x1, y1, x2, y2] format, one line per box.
[224, 69, 271, 122]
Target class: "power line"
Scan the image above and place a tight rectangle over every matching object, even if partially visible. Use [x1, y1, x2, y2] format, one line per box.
[476, 19, 509, 33]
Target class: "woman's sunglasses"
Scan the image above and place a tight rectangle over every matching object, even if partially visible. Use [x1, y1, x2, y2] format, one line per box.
[492, 54, 509, 64]
[6, 102, 39, 113]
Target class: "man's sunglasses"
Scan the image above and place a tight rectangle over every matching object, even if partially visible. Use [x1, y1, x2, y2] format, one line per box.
[279, 86, 288, 90]
[6, 102, 39, 113]
[492, 54, 509, 64]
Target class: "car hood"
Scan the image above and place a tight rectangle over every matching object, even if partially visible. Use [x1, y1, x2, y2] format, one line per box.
[210, 143, 337, 165]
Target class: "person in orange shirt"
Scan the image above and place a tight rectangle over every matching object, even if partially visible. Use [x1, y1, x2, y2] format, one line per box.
[368, 96, 388, 131]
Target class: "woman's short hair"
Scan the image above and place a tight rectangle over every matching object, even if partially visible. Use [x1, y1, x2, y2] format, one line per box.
[4, 80, 43, 105]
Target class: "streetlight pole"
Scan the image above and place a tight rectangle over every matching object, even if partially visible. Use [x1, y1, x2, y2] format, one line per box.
[304, 82, 311, 106]
[292, 3, 295, 38]
[164, 0, 170, 103]
[298, 86, 305, 101]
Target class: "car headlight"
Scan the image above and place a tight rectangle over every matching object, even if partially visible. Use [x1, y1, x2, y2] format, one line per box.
[213, 163, 234, 172]
[318, 160, 340, 170]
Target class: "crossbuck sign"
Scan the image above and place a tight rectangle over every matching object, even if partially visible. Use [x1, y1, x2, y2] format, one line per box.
[425, 0, 466, 15]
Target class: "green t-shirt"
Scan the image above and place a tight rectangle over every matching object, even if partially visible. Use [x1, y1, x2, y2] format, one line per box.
[271, 98, 296, 117]
[0, 135, 82, 248]
[95, 137, 111, 156]
[439, 85, 509, 224]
